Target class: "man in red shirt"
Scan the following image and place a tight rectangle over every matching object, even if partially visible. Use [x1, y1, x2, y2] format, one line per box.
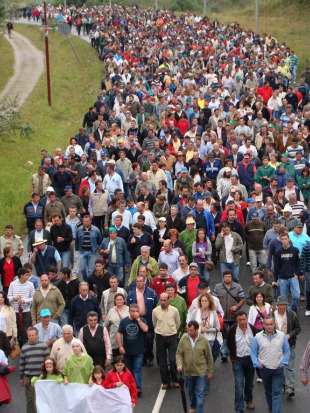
[149, 263, 177, 297]
[258, 81, 273, 104]
[178, 263, 204, 308]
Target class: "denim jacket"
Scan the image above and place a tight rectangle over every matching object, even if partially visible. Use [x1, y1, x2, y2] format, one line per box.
[99, 237, 130, 269]
[75, 225, 102, 253]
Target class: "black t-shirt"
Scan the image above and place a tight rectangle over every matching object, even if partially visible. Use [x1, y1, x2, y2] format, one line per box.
[118, 316, 146, 355]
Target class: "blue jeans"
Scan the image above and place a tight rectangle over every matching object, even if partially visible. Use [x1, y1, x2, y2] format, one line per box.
[232, 358, 255, 411]
[108, 263, 125, 287]
[197, 262, 210, 283]
[79, 250, 96, 281]
[278, 277, 300, 312]
[290, 66, 297, 83]
[185, 376, 205, 413]
[220, 262, 239, 282]
[125, 353, 144, 391]
[260, 366, 284, 413]
[59, 251, 71, 268]
[123, 182, 129, 199]
[59, 309, 69, 327]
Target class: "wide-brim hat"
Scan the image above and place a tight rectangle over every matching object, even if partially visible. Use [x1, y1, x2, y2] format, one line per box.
[32, 237, 47, 246]
[186, 216, 196, 225]
[276, 296, 288, 306]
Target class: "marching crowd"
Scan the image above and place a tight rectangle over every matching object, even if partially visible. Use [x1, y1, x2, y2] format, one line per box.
[2, 3, 310, 413]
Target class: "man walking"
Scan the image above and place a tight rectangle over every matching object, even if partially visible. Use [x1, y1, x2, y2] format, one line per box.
[213, 269, 246, 361]
[117, 303, 148, 396]
[50, 214, 73, 268]
[176, 320, 213, 413]
[244, 212, 268, 273]
[78, 311, 112, 368]
[271, 296, 301, 398]
[19, 327, 49, 413]
[273, 232, 302, 312]
[152, 292, 180, 389]
[75, 215, 102, 281]
[227, 310, 256, 413]
[251, 316, 290, 413]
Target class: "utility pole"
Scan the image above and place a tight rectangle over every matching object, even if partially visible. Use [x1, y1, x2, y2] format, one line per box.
[255, 0, 258, 33]
[43, 1, 51, 106]
[204, 0, 206, 17]
[155, 0, 158, 10]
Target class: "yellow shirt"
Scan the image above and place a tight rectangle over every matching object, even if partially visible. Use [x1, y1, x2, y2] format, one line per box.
[152, 305, 180, 336]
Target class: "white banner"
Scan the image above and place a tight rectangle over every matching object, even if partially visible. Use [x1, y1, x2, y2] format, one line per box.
[35, 381, 132, 413]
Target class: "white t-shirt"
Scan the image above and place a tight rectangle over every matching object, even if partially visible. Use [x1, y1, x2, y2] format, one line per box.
[224, 234, 234, 263]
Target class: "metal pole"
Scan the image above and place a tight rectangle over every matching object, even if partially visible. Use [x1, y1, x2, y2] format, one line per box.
[155, 0, 158, 10]
[66, 35, 81, 63]
[109, 0, 112, 8]
[204, 0, 206, 17]
[44, 1, 51, 106]
[255, 0, 258, 33]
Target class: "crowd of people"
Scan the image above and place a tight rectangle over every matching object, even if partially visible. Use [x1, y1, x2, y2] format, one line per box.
[1, 3, 310, 413]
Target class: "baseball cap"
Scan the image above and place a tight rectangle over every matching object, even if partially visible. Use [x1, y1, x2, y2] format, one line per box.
[40, 309, 52, 317]
[181, 167, 188, 173]
[108, 227, 117, 232]
[282, 206, 293, 213]
[198, 282, 209, 289]
[247, 198, 255, 203]
[100, 151, 107, 156]
[252, 212, 260, 219]
[189, 262, 198, 268]
[158, 217, 167, 222]
[295, 221, 303, 228]
[64, 186, 72, 192]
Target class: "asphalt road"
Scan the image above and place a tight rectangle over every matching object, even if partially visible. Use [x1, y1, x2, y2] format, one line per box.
[3, 253, 310, 413]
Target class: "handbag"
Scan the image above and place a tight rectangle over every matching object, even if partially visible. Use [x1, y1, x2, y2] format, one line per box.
[10, 340, 21, 360]
[205, 261, 214, 271]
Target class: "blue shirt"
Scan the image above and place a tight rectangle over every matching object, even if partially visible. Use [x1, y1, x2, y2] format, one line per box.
[288, 230, 310, 253]
[34, 322, 63, 343]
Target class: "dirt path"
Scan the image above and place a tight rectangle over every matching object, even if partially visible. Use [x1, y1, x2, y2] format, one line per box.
[0, 31, 44, 108]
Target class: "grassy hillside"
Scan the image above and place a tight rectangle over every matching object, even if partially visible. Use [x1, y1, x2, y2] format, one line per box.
[0, 35, 14, 92]
[0, 25, 102, 235]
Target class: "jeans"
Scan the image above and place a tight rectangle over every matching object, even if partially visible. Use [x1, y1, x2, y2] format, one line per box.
[248, 249, 266, 273]
[284, 346, 295, 391]
[156, 334, 178, 384]
[125, 353, 144, 391]
[123, 182, 129, 199]
[232, 357, 255, 412]
[59, 309, 69, 327]
[79, 250, 96, 281]
[197, 262, 210, 283]
[108, 263, 125, 287]
[220, 262, 239, 283]
[70, 240, 80, 278]
[290, 66, 297, 83]
[260, 366, 284, 413]
[59, 250, 71, 268]
[204, 340, 214, 394]
[17, 311, 32, 347]
[220, 321, 234, 358]
[185, 376, 206, 413]
[306, 272, 310, 311]
[278, 277, 300, 312]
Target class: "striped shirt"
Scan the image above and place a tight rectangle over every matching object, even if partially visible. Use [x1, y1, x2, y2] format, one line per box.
[289, 55, 299, 68]
[7, 279, 35, 313]
[82, 228, 91, 250]
[19, 341, 49, 379]
[34, 322, 63, 343]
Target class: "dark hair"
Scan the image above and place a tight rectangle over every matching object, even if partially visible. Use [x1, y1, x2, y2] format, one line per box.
[253, 270, 264, 279]
[95, 259, 104, 265]
[3, 246, 12, 257]
[17, 268, 29, 279]
[253, 291, 266, 305]
[40, 357, 60, 379]
[235, 310, 247, 318]
[196, 228, 207, 242]
[87, 311, 98, 319]
[112, 355, 127, 371]
[49, 266, 58, 274]
[114, 293, 125, 305]
[0, 291, 11, 306]
[223, 269, 233, 277]
[187, 320, 199, 330]
[92, 365, 105, 381]
[159, 263, 168, 270]
[5, 225, 13, 230]
[23, 263, 33, 272]
[60, 267, 71, 277]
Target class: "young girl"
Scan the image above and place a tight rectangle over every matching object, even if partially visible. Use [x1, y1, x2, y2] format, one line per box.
[31, 357, 63, 386]
[104, 356, 137, 409]
[92, 365, 105, 387]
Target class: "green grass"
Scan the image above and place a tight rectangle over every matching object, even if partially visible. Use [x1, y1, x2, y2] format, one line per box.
[0, 24, 102, 236]
[0, 34, 14, 92]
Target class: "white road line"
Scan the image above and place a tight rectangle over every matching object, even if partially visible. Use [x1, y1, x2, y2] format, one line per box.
[152, 386, 167, 413]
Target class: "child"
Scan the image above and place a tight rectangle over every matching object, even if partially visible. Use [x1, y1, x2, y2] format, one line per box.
[92, 365, 106, 387]
[31, 357, 63, 386]
[0, 349, 15, 406]
[104, 356, 137, 409]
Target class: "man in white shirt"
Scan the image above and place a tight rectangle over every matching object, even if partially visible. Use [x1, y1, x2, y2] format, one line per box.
[132, 202, 156, 231]
[227, 311, 256, 412]
[238, 137, 258, 158]
[111, 200, 133, 229]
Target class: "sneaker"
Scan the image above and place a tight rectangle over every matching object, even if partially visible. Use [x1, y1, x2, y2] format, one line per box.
[257, 378, 263, 383]
[246, 262, 251, 266]
[246, 401, 255, 410]
[305, 310, 310, 316]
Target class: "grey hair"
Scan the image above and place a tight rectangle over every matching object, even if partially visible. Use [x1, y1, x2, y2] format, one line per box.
[141, 245, 151, 252]
[62, 324, 73, 333]
[79, 281, 89, 288]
